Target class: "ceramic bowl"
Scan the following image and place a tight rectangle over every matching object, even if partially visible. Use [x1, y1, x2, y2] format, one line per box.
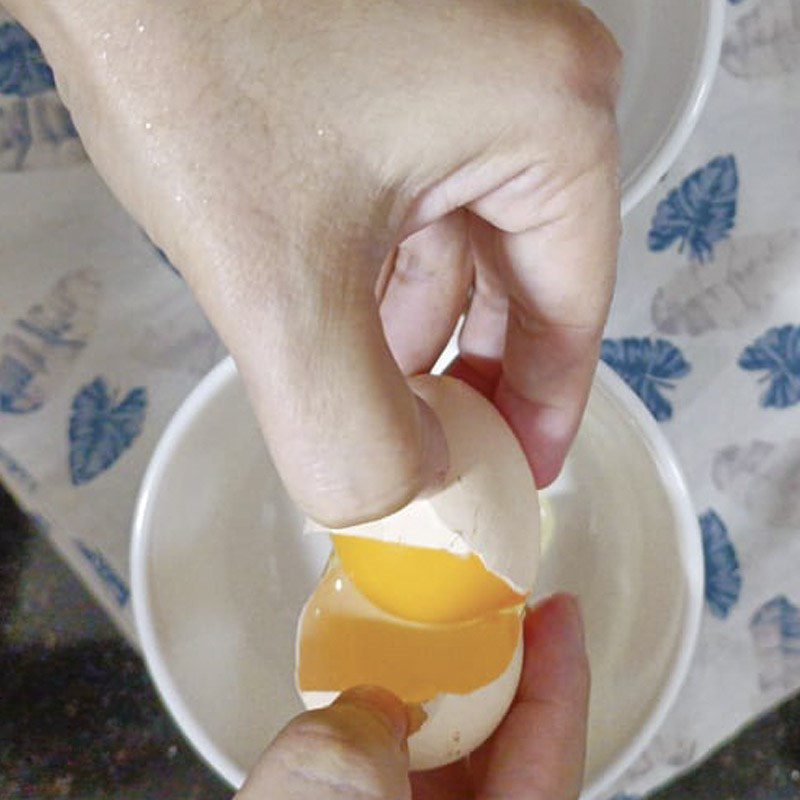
[131, 357, 703, 799]
[588, 0, 724, 214]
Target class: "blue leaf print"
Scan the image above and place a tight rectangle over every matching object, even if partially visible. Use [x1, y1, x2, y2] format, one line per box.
[601, 338, 691, 421]
[0, 444, 37, 492]
[0, 268, 101, 414]
[0, 22, 55, 98]
[69, 377, 147, 485]
[739, 324, 800, 409]
[750, 595, 800, 692]
[699, 510, 742, 619]
[74, 539, 130, 607]
[648, 155, 738, 262]
[0, 356, 38, 413]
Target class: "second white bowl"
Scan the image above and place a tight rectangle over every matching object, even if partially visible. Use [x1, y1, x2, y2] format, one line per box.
[588, 0, 724, 214]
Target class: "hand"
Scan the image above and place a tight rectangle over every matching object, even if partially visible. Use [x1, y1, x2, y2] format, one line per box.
[11, 0, 621, 525]
[237, 595, 589, 800]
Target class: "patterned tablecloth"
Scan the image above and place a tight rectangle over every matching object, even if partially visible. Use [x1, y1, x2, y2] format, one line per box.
[0, 3, 798, 797]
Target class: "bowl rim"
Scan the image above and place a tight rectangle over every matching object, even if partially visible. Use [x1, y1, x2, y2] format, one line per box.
[131, 356, 704, 796]
[131, 357, 246, 785]
[620, 0, 725, 216]
[581, 363, 704, 799]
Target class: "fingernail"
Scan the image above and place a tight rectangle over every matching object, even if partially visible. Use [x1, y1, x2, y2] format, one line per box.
[405, 703, 427, 736]
[416, 397, 449, 495]
[335, 686, 410, 741]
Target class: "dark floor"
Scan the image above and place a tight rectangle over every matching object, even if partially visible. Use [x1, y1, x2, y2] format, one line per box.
[0, 488, 798, 800]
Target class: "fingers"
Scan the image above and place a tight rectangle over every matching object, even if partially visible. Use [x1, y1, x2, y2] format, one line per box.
[236, 687, 412, 800]
[410, 761, 472, 800]
[458, 214, 509, 371]
[494, 317, 603, 490]
[472, 595, 590, 800]
[467, 149, 620, 487]
[380, 211, 473, 375]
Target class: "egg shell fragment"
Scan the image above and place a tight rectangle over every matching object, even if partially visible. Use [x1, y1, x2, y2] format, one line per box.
[316, 374, 540, 594]
[297, 375, 538, 770]
[300, 626, 524, 772]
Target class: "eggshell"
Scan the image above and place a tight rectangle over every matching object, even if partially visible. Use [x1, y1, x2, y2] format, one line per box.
[300, 625, 524, 771]
[315, 374, 540, 593]
[297, 375, 538, 770]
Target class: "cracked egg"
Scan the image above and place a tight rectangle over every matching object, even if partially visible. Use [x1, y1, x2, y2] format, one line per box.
[295, 375, 540, 770]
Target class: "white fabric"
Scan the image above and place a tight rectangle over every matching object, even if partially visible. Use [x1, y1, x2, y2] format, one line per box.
[0, 3, 798, 797]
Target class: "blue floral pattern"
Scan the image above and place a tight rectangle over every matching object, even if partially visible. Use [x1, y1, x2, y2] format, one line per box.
[700, 510, 742, 619]
[739, 324, 800, 409]
[68, 377, 147, 485]
[0, 444, 37, 492]
[0, 22, 54, 98]
[0, 268, 101, 413]
[722, 0, 800, 79]
[648, 155, 738, 262]
[601, 338, 691, 421]
[74, 539, 130, 607]
[750, 595, 800, 693]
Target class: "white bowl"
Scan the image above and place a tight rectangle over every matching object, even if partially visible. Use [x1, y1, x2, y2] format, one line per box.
[132, 357, 703, 799]
[587, 0, 724, 215]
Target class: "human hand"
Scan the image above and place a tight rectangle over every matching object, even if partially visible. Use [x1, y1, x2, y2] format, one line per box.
[236, 594, 589, 800]
[10, 0, 620, 526]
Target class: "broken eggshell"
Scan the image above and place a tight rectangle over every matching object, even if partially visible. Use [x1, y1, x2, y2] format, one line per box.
[301, 634, 524, 771]
[296, 374, 540, 770]
[308, 374, 540, 593]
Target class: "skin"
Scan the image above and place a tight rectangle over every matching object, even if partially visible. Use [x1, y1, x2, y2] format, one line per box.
[237, 595, 590, 800]
[6, 3, 617, 796]
[8, 0, 621, 527]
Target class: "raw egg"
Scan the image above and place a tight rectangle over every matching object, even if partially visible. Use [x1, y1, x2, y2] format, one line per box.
[295, 375, 540, 770]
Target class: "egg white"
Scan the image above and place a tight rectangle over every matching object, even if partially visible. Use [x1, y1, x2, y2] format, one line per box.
[296, 375, 539, 771]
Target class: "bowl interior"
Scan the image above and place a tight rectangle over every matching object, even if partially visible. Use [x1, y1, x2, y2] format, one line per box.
[586, 0, 720, 213]
[133, 360, 702, 798]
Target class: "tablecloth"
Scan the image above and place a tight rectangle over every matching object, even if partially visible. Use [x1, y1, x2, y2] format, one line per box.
[1, 2, 798, 797]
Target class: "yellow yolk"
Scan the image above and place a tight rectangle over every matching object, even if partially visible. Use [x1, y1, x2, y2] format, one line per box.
[297, 560, 523, 703]
[332, 535, 525, 624]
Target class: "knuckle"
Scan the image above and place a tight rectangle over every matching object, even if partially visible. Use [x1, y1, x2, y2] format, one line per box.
[557, 4, 623, 108]
[576, 5, 623, 68]
[266, 711, 405, 800]
[302, 432, 424, 528]
[282, 711, 352, 747]
[393, 245, 435, 286]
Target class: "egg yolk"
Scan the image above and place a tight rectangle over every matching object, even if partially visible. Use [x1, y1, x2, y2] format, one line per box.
[297, 559, 523, 703]
[332, 535, 525, 624]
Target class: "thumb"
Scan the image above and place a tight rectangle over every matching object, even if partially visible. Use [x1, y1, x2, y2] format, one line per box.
[188, 222, 449, 527]
[235, 289, 448, 527]
[236, 687, 414, 800]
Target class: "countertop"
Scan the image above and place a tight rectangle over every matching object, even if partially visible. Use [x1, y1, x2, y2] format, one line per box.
[1, 487, 798, 800]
